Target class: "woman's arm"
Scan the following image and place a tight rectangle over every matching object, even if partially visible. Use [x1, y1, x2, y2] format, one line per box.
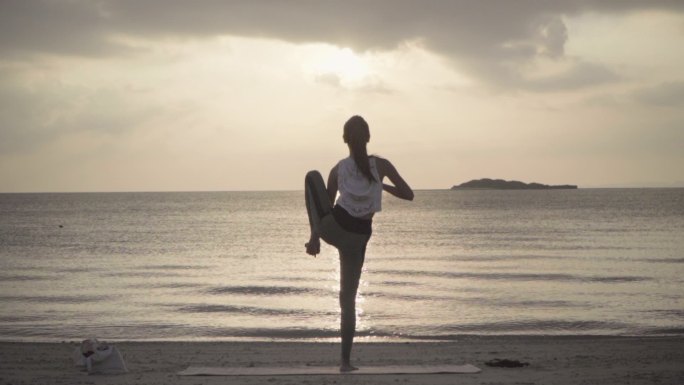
[378, 158, 414, 201]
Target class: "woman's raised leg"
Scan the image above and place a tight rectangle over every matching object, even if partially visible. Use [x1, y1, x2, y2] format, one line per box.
[304, 171, 332, 255]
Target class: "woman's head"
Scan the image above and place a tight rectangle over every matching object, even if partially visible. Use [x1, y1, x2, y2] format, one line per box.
[343, 115, 370, 145]
[343, 115, 375, 182]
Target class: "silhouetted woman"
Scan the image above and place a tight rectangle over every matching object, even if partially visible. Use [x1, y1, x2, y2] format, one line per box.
[304, 115, 414, 372]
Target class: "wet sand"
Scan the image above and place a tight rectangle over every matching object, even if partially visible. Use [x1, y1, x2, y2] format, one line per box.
[1, 336, 683, 384]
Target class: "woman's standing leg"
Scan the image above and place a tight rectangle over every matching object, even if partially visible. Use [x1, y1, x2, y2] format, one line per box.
[338, 241, 367, 371]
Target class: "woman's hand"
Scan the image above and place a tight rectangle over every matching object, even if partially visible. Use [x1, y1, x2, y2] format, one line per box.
[305, 236, 320, 256]
[377, 158, 414, 201]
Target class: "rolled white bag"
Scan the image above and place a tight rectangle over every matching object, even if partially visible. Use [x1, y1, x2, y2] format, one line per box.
[73, 338, 128, 374]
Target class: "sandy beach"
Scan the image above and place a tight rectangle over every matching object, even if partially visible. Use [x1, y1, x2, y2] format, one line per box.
[1, 336, 683, 384]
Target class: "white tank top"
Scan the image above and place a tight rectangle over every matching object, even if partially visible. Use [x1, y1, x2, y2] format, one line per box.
[336, 156, 382, 218]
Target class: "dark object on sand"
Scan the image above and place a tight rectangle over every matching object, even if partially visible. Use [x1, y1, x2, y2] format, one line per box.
[484, 358, 530, 368]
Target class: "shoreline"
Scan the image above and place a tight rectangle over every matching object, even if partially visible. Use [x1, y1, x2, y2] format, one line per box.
[1, 332, 683, 344]
[1, 336, 682, 384]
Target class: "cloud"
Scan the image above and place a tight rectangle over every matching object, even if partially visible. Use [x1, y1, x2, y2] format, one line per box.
[0, 67, 159, 154]
[314, 73, 342, 88]
[2, 1, 681, 91]
[0, 0, 126, 57]
[314, 72, 393, 94]
[633, 81, 684, 106]
[524, 60, 621, 91]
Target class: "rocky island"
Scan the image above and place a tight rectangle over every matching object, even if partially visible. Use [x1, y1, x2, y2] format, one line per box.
[451, 178, 578, 190]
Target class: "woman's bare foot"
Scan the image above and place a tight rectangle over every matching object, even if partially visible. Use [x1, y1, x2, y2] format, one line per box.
[339, 363, 359, 372]
[305, 237, 320, 256]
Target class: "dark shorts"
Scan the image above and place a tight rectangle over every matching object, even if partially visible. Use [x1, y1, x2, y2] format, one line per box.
[305, 170, 371, 255]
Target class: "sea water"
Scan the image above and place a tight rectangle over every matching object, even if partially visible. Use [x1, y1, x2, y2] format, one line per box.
[0, 189, 682, 342]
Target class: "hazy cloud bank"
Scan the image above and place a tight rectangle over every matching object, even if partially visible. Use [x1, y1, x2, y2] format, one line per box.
[2, 0, 682, 91]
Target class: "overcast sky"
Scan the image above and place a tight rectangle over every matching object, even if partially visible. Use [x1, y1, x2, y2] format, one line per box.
[1, 0, 683, 192]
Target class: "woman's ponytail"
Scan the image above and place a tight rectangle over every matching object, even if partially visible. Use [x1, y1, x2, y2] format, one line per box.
[344, 116, 375, 182]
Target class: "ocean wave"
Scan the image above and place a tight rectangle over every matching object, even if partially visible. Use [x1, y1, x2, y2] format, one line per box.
[205, 285, 327, 296]
[438, 319, 632, 333]
[261, 276, 326, 283]
[1, 308, 681, 341]
[377, 280, 423, 287]
[458, 298, 586, 308]
[364, 291, 453, 302]
[646, 309, 684, 320]
[0, 322, 190, 341]
[205, 327, 342, 339]
[0, 322, 344, 341]
[55, 267, 102, 273]
[201, 320, 677, 339]
[374, 269, 651, 283]
[0, 315, 44, 323]
[374, 254, 568, 262]
[140, 264, 210, 270]
[177, 304, 335, 317]
[585, 276, 647, 283]
[643, 327, 684, 335]
[0, 274, 55, 281]
[0, 295, 112, 304]
[638, 257, 684, 264]
[99, 271, 185, 278]
[128, 282, 201, 289]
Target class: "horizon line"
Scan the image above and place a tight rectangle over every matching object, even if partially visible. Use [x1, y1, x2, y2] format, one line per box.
[1, 186, 683, 194]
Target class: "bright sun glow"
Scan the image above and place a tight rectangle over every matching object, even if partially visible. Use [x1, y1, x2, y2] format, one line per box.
[308, 46, 371, 85]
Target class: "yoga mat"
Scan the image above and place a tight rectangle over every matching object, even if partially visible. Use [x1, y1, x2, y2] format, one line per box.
[178, 364, 481, 376]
